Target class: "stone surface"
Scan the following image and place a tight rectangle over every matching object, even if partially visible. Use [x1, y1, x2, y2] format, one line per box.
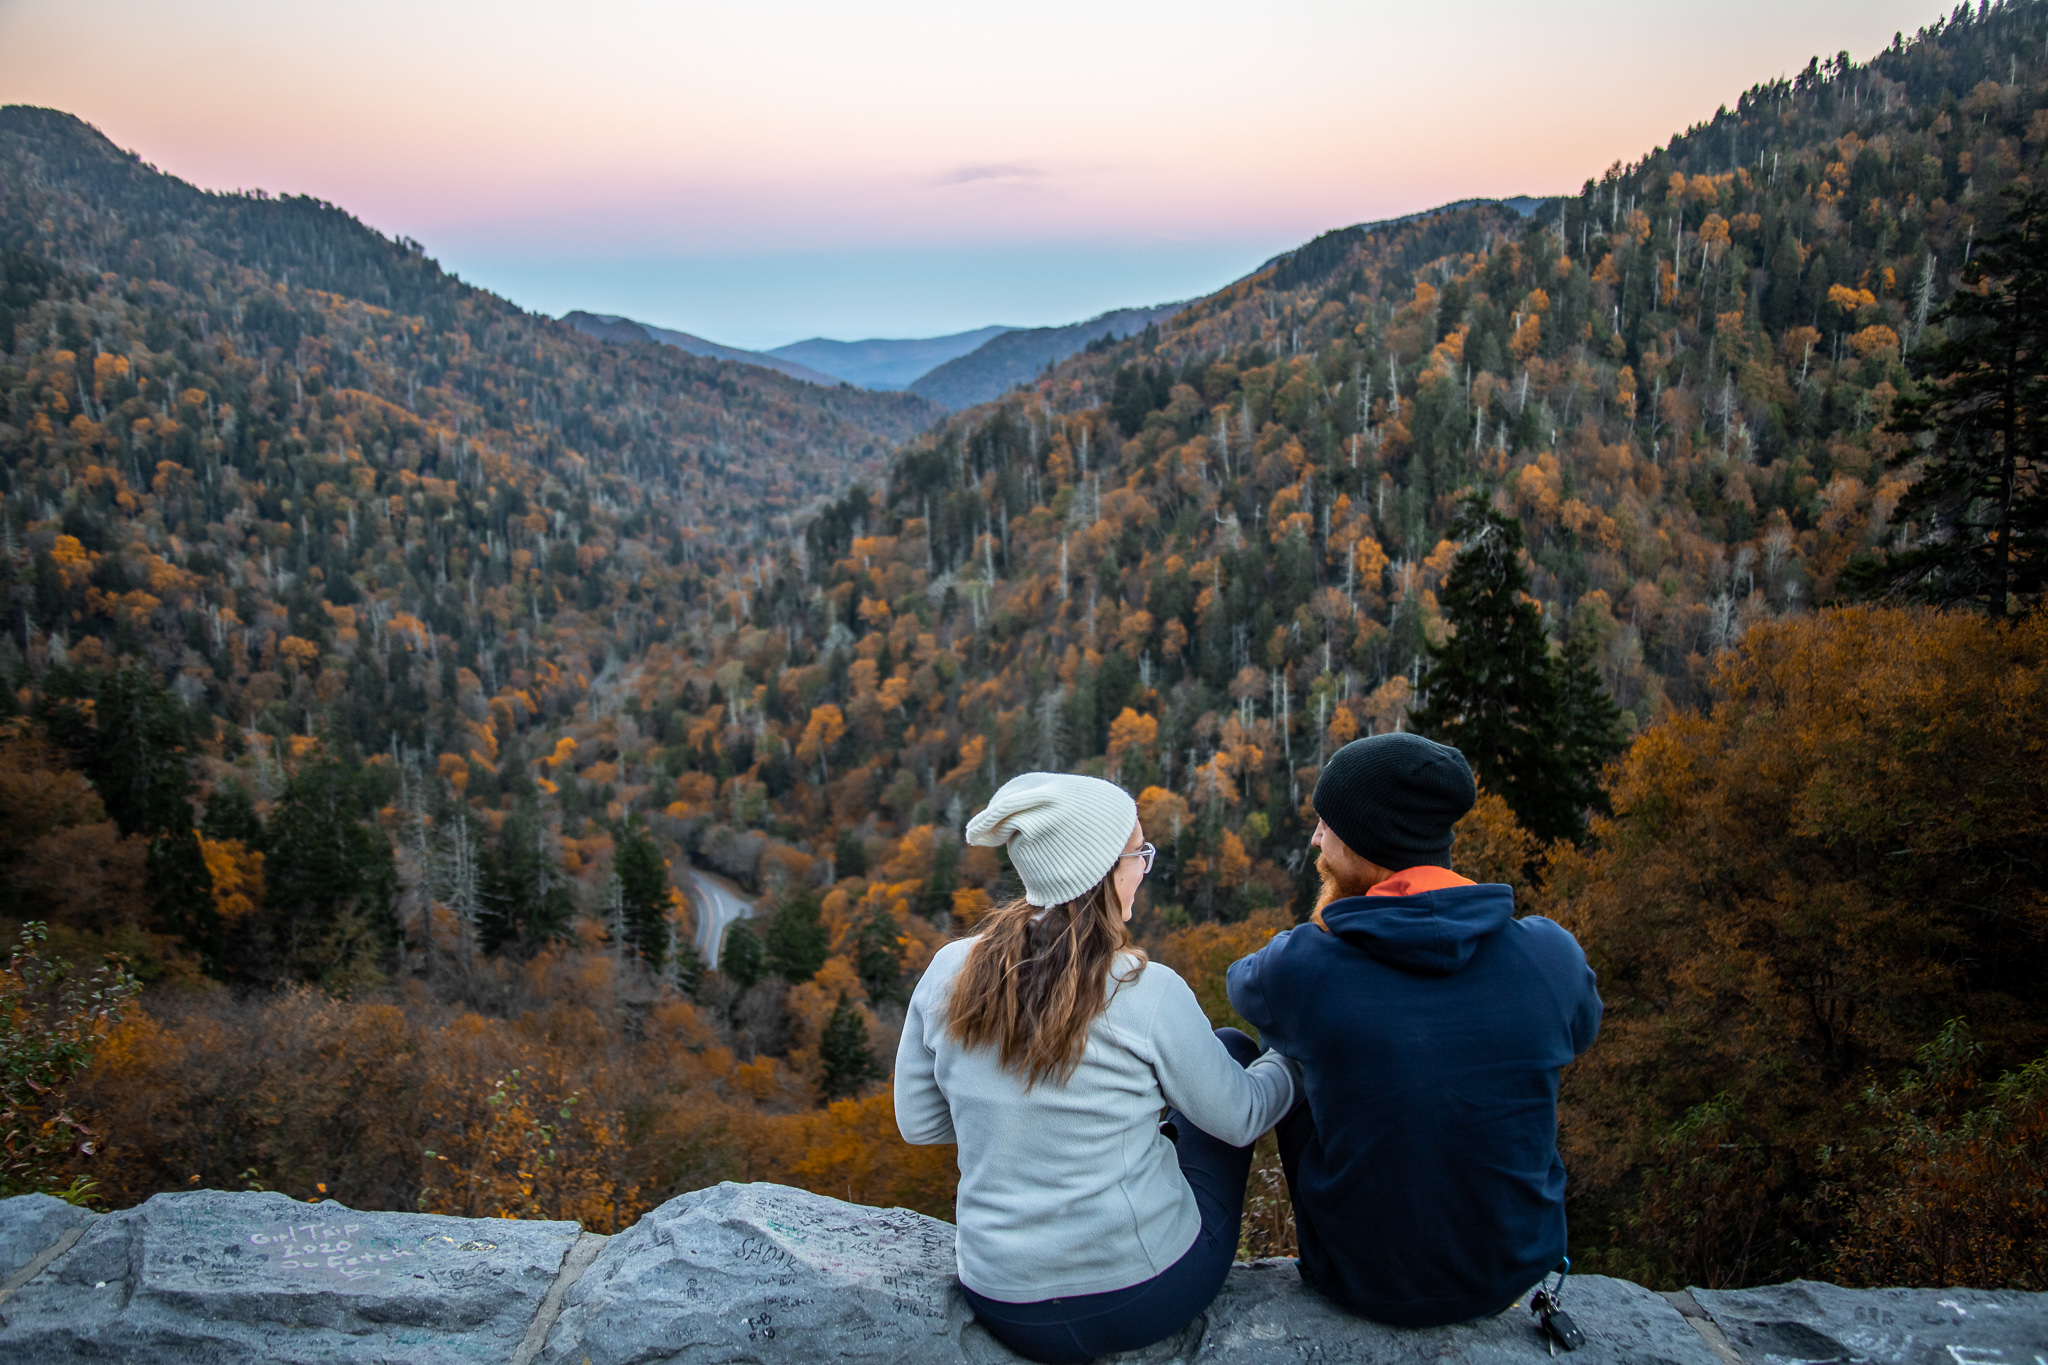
[1196, 1258, 1722, 1364]
[0, 1192, 96, 1283]
[540, 1181, 973, 1365]
[0, 1189, 582, 1364]
[0, 1185, 2039, 1363]
[1693, 1280, 2048, 1365]
[539, 1181, 1721, 1365]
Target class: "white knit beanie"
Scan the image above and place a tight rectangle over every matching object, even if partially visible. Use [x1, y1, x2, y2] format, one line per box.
[965, 772, 1138, 908]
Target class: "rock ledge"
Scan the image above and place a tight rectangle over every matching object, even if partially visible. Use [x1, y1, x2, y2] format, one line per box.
[0, 1184, 2039, 1363]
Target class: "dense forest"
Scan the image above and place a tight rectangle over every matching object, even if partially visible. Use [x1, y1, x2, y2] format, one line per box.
[3, 2, 2044, 1292]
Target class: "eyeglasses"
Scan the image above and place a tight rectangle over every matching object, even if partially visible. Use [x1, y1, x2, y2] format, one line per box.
[1118, 842, 1157, 875]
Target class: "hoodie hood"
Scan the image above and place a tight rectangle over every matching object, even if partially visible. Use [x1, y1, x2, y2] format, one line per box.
[1320, 882, 1515, 976]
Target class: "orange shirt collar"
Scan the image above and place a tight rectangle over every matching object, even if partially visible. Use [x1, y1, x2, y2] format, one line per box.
[1365, 865, 1475, 897]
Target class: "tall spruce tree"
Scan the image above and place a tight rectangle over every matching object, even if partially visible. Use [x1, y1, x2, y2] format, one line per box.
[832, 828, 869, 877]
[1413, 499, 1563, 838]
[612, 816, 672, 968]
[855, 907, 903, 1003]
[916, 836, 958, 920]
[1551, 633, 1629, 828]
[668, 939, 706, 997]
[720, 919, 767, 990]
[765, 890, 829, 983]
[818, 993, 883, 1102]
[479, 801, 573, 954]
[1848, 184, 2048, 616]
[261, 757, 398, 984]
[1414, 498, 1624, 845]
[38, 666, 215, 956]
[201, 782, 263, 845]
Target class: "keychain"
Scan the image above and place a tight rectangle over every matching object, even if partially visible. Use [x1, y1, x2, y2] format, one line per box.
[1527, 1258, 1587, 1354]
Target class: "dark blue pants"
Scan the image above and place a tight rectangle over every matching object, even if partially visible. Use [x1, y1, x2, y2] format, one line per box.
[960, 1027, 1263, 1364]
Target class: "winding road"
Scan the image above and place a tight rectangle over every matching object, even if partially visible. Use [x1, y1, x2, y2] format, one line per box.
[687, 868, 756, 970]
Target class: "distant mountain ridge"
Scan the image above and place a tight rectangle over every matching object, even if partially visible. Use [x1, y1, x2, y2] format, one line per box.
[906, 301, 1189, 409]
[560, 311, 844, 387]
[767, 327, 1015, 390]
[560, 305, 1211, 408]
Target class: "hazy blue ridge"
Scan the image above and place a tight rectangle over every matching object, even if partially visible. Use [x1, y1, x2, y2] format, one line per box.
[560, 311, 846, 387]
[766, 326, 1016, 390]
[906, 302, 1188, 410]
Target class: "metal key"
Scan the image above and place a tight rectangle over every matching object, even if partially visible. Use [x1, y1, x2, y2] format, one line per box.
[1528, 1260, 1586, 1353]
[1541, 1305, 1587, 1352]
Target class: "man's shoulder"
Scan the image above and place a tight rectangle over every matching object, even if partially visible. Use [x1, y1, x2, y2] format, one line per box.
[1502, 913, 1586, 956]
[1495, 915, 1595, 996]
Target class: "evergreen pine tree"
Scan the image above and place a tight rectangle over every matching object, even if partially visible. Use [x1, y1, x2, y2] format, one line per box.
[668, 939, 706, 997]
[833, 827, 868, 877]
[1274, 528, 1318, 614]
[611, 816, 672, 968]
[1764, 228, 1804, 333]
[1412, 498, 1567, 840]
[38, 665, 217, 953]
[1414, 498, 1627, 845]
[855, 908, 903, 1002]
[720, 919, 767, 990]
[479, 801, 573, 954]
[1847, 184, 2048, 616]
[261, 758, 399, 983]
[916, 836, 958, 920]
[201, 782, 264, 844]
[818, 992, 882, 1102]
[764, 890, 829, 983]
[1551, 634, 1630, 829]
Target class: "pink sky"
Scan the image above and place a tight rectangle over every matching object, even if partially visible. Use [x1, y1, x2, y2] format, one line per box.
[1, 0, 1939, 347]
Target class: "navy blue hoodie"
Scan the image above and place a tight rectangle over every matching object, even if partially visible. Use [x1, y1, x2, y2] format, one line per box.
[1226, 881, 1601, 1328]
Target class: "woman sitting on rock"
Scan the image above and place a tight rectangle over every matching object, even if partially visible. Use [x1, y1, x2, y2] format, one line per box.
[895, 772, 1300, 1364]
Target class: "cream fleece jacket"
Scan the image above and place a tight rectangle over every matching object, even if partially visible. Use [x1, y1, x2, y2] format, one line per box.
[894, 937, 1299, 1302]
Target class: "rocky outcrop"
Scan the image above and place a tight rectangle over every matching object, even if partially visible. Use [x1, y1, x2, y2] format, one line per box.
[540, 1183, 1719, 1365]
[0, 1193, 94, 1285]
[0, 1190, 588, 1363]
[0, 1184, 2040, 1364]
[1689, 1280, 2048, 1364]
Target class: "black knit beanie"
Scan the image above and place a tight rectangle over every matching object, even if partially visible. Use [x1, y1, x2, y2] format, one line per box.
[1312, 733, 1477, 871]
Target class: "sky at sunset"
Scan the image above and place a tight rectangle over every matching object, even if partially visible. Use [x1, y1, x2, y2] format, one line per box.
[1, 0, 1939, 349]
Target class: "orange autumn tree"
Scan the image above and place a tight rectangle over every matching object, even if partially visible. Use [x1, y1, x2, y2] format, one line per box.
[1543, 607, 2048, 1289]
[797, 705, 847, 782]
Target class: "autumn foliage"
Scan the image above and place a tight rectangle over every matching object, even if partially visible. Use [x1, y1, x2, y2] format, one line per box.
[1544, 606, 2048, 1288]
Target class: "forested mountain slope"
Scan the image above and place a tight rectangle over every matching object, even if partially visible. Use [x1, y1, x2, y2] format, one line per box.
[0, 106, 934, 528]
[735, 3, 2048, 915]
[820, 0, 2040, 776]
[0, 100, 940, 819]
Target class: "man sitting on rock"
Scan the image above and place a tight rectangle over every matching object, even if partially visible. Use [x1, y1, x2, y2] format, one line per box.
[1225, 732, 1603, 1328]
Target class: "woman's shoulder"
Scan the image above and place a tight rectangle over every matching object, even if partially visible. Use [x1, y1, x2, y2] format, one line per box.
[1106, 952, 1188, 1005]
[915, 936, 977, 990]
[906, 938, 975, 1020]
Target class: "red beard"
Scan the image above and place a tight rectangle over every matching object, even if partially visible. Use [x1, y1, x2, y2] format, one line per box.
[1315, 853, 1376, 912]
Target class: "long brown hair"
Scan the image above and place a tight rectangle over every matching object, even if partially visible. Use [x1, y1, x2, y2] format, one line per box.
[944, 875, 1148, 1088]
